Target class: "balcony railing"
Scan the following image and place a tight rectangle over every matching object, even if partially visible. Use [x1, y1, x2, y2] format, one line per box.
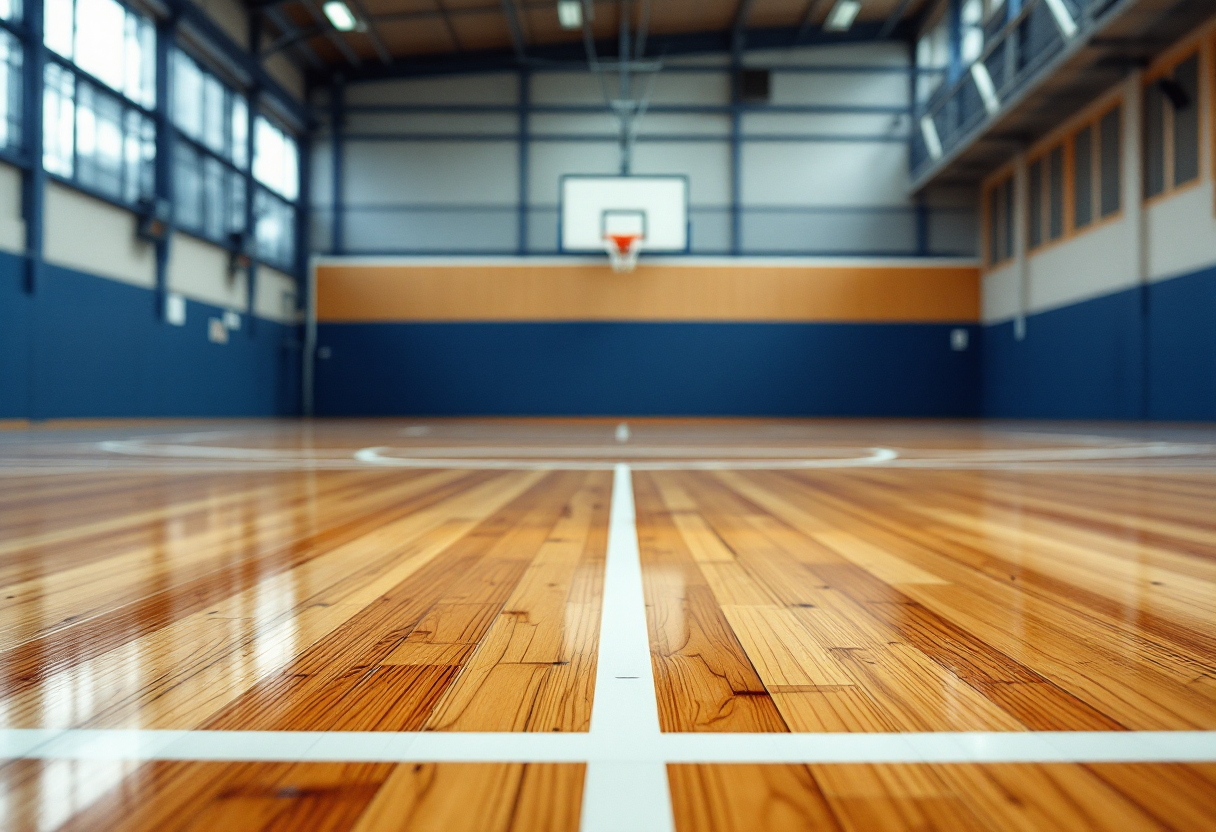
[911, 0, 1124, 181]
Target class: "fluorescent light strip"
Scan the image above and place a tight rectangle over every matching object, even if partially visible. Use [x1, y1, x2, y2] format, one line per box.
[322, 0, 359, 32]
[920, 114, 943, 160]
[970, 62, 1001, 115]
[825, 0, 862, 32]
[1043, 0, 1078, 38]
[557, 0, 583, 30]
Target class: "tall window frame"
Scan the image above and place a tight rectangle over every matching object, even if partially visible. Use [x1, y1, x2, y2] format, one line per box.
[169, 46, 250, 250]
[250, 108, 300, 272]
[1143, 46, 1203, 202]
[0, 1, 22, 159]
[41, 0, 158, 209]
[1026, 97, 1123, 255]
[982, 170, 1014, 268]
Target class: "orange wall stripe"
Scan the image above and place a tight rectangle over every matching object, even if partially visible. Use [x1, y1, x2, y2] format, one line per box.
[316, 263, 980, 324]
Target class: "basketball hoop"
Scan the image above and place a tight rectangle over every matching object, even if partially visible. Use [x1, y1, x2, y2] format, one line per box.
[605, 233, 642, 273]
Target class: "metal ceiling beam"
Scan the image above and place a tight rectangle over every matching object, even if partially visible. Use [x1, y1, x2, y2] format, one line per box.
[348, 0, 394, 64]
[434, 0, 465, 51]
[263, 7, 327, 67]
[878, 0, 919, 40]
[500, 0, 528, 62]
[300, 0, 363, 65]
[793, 0, 830, 43]
[335, 0, 615, 26]
[731, 0, 758, 55]
[310, 20, 907, 84]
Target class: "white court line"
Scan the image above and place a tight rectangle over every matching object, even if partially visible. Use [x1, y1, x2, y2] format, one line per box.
[5, 730, 1216, 765]
[579, 464, 675, 832]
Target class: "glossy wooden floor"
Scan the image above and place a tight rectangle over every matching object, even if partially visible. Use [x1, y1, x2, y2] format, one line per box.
[637, 467, 1216, 733]
[2, 419, 1215, 830]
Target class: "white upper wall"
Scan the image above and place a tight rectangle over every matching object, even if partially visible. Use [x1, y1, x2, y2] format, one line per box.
[1146, 180, 1216, 282]
[44, 184, 157, 288]
[0, 162, 24, 255]
[168, 234, 248, 310]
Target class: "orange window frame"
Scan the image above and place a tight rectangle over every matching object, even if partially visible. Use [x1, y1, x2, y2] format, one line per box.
[981, 170, 1015, 269]
[1143, 44, 1204, 204]
[1025, 98, 1124, 257]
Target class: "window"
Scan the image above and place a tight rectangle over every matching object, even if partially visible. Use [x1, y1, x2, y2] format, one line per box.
[255, 188, 295, 270]
[42, 66, 155, 204]
[42, 0, 157, 207]
[173, 142, 246, 242]
[252, 113, 299, 268]
[170, 50, 250, 246]
[916, 16, 950, 106]
[1073, 125, 1092, 230]
[1144, 51, 1201, 200]
[172, 50, 248, 168]
[1027, 101, 1122, 253]
[45, 0, 156, 109]
[1047, 145, 1064, 241]
[1171, 55, 1199, 187]
[253, 115, 298, 200]
[984, 174, 1014, 267]
[1098, 107, 1121, 218]
[961, 0, 985, 64]
[0, 0, 22, 20]
[0, 29, 20, 152]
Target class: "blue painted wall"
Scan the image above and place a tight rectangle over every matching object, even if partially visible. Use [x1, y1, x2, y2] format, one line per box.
[0, 251, 302, 419]
[314, 321, 981, 417]
[982, 263, 1216, 420]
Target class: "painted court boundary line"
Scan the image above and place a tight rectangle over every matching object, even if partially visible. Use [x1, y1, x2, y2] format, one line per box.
[580, 464, 675, 832]
[4, 730, 1216, 765]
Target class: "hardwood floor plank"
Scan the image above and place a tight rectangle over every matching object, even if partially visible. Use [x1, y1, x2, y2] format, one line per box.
[635, 472, 789, 733]
[0, 469, 500, 700]
[20, 760, 583, 832]
[0, 472, 545, 730]
[204, 472, 579, 731]
[670, 763, 1216, 832]
[667, 763, 843, 832]
[424, 472, 609, 732]
[349, 763, 585, 832]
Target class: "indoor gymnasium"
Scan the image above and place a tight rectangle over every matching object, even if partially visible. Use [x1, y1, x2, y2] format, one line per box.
[3, 0, 1216, 829]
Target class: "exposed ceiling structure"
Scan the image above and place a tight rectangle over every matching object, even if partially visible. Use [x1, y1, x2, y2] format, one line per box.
[913, 0, 1216, 189]
[252, 0, 933, 82]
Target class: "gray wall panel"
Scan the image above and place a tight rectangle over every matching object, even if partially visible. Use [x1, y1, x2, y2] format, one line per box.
[344, 141, 518, 206]
[741, 210, 918, 253]
[343, 208, 517, 252]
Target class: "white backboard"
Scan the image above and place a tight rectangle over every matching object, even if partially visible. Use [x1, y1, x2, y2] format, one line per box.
[559, 176, 689, 253]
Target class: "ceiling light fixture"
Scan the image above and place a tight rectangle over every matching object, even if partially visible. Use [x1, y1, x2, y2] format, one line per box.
[322, 0, 360, 32]
[824, 0, 862, 32]
[557, 0, 583, 30]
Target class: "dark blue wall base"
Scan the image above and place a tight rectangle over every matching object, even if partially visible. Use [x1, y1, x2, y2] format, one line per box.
[0, 251, 302, 419]
[982, 263, 1216, 420]
[315, 321, 980, 417]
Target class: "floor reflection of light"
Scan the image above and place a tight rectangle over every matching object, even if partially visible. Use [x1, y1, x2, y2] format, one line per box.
[38, 759, 139, 832]
[254, 570, 300, 682]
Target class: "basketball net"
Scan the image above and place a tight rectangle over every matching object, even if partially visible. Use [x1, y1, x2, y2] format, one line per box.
[605, 234, 642, 273]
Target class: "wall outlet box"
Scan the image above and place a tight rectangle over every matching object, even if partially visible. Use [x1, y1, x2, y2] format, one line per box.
[950, 328, 970, 351]
[165, 293, 187, 326]
[208, 318, 229, 344]
[223, 310, 241, 330]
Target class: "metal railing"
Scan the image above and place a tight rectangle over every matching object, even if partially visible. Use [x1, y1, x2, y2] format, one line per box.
[911, 0, 1124, 180]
